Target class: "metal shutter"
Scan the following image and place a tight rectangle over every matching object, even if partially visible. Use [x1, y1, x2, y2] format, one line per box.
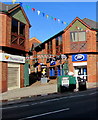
[8, 67, 19, 89]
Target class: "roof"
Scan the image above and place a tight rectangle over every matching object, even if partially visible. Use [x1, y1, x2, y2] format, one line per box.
[0, 2, 19, 12]
[0, 2, 31, 27]
[83, 18, 97, 29]
[34, 30, 64, 51]
[29, 37, 42, 43]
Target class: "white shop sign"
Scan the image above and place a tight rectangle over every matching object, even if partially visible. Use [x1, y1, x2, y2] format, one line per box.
[0, 53, 25, 63]
[62, 77, 69, 87]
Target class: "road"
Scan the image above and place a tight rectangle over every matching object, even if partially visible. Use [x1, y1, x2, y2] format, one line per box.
[1, 88, 97, 120]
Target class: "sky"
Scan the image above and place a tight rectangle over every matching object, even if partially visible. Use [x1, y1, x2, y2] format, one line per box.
[1, 1, 97, 42]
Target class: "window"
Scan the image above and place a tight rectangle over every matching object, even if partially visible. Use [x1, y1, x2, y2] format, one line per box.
[56, 37, 59, 46]
[47, 40, 52, 54]
[20, 22, 25, 36]
[12, 18, 25, 36]
[11, 18, 25, 47]
[96, 32, 98, 42]
[70, 31, 86, 42]
[56, 35, 62, 46]
[12, 19, 18, 34]
[56, 35, 62, 54]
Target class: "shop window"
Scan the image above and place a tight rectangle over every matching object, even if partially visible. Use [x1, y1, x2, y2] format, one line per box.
[70, 31, 86, 42]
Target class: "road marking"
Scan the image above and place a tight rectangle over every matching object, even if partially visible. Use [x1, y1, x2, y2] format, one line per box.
[0, 104, 29, 110]
[19, 108, 70, 120]
[89, 92, 96, 95]
[1, 91, 97, 110]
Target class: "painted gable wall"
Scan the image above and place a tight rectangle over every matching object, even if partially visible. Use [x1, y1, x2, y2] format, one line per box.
[10, 8, 27, 24]
[69, 20, 86, 31]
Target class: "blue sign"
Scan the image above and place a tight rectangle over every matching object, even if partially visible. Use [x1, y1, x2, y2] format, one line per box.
[72, 54, 87, 62]
[50, 61, 56, 66]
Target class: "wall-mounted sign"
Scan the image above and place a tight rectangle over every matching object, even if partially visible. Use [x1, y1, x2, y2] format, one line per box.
[72, 54, 87, 62]
[62, 77, 69, 87]
[0, 53, 25, 63]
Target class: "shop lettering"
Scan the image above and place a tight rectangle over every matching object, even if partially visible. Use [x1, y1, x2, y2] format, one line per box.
[10, 56, 24, 62]
[74, 54, 84, 61]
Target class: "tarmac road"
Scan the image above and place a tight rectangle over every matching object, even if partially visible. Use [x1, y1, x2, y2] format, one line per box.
[1, 88, 97, 120]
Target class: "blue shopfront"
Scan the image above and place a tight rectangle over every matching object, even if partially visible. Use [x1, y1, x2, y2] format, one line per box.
[72, 54, 88, 81]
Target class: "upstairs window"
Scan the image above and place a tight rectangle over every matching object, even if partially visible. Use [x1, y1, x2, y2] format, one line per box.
[12, 19, 18, 34]
[20, 22, 25, 36]
[70, 31, 86, 42]
[11, 18, 25, 47]
[56, 35, 62, 54]
[96, 32, 98, 42]
[56, 35, 62, 46]
[11, 18, 25, 36]
[47, 40, 52, 54]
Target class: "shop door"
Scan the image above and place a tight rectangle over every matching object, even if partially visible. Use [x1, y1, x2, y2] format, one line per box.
[74, 66, 87, 81]
[8, 67, 19, 90]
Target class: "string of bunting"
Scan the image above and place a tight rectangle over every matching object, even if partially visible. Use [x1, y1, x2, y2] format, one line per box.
[11, 1, 68, 25]
[25, 5, 68, 25]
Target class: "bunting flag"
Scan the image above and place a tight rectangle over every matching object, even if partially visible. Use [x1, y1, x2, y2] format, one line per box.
[32, 8, 36, 11]
[37, 10, 41, 15]
[26, 5, 30, 9]
[19, 2, 22, 7]
[25, 5, 68, 25]
[46, 15, 49, 18]
[12, 0, 16, 4]
[42, 13, 45, 17]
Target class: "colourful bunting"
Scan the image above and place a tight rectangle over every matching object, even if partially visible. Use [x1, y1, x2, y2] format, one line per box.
[37, 10, 41, 15]
[42, 13, 45, 17]
[25, 6, 68, 25]
[19, 2, 22, 7]
[54, 18, 57, 21]
[50, 16, 54, 19]
[64, 22, 66, 24]
[58, 19, 60, 22]
[32, 8, 36, 11]
[26, 5, 30, 9]
[46, 15, 49, 18]
[12, 0, 16, 4]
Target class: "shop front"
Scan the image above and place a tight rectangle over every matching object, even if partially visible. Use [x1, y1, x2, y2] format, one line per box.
[0, 53, 25, 92]
[72, 54, 88, 81]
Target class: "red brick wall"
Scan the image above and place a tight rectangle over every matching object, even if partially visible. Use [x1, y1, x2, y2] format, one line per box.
[52, 38, 56, 55]
[63, 30, 70, 53]
[97, 54, 98, 83]
[6, 16, 11, 46]
[0, 62, 7, 93]
[25, 24, 30, 52]
[68, 55, 74, 73]
[87, 54, 97, 82]
[86, 30, 96, 52]
[0, 14, 7, 46]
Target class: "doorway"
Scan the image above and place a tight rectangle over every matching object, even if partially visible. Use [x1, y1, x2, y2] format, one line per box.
[74, 66, 87, 81]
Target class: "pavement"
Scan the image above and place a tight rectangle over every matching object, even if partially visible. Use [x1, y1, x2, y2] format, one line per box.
[0, 80, 97, 103]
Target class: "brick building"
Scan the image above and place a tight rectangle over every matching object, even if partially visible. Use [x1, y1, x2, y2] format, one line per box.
[34, 17, 98, 84]
[0, 2, 31, 92]
[29, 37, 41, 73]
